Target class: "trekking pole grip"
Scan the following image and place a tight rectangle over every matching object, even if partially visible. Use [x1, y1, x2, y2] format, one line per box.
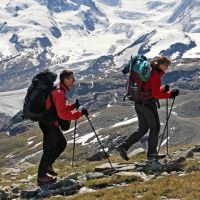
[75, 99, 79, 104]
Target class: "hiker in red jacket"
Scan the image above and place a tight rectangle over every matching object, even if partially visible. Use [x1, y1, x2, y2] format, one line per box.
[116, 56, 179, 161]
[37, 69, 88, 185]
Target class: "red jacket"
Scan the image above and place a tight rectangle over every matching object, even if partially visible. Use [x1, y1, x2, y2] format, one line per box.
[45, 83, 82, 125]
[133, 70, 172, 99]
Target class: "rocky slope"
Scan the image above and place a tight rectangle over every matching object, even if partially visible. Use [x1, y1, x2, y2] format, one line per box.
[1, 145, 200, 199]
[0, 58, 200, 169]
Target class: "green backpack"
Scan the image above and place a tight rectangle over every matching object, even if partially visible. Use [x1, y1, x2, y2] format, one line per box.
[122, 55, 151, 82]
[122, 55, 152, 102]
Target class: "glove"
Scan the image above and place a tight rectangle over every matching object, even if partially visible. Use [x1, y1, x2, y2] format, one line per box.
[81, 108, 89, 116]
[122, 64, 129, 75]
[74, 99, 80, 109]
[163, 85, 169, 92]
[170, 89, 179, 98]
[122, 68, 126, 75]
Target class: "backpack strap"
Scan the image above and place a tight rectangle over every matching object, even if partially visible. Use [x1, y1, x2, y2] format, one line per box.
[48, 86, 67, 118]
[48, 86, 66, 111]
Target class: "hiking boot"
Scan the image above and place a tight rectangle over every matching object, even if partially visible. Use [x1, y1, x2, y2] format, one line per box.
[147, 153, 166, 161]
[37, 175, 57, 185]
[146, 159, 162, 170]
[116, 145, 129, 161]
[47, 166, 58, 176]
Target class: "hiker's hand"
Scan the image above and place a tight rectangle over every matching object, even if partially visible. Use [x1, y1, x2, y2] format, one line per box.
[122, 64, 129, 75]
[170, 89, 179, 98]
[74, 100, 80, 109]
[122, 68, 126, 75]
[163, 85, 169, 92]
[81, 108, 89, 116]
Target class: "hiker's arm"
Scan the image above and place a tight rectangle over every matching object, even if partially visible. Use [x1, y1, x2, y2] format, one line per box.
[53, 91, 82, 120]
[151, 74, 171, 99]
[66, 103, 75, 111]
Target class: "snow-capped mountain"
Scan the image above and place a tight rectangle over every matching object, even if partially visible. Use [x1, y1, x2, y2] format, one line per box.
[1, 0, 200, 66]
[0, 0, 200, 116]
[168, 0, 200, 32]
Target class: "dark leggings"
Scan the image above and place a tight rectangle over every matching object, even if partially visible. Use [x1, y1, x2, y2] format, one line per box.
[38, 122, 67, 178]
[122, 101, 160, 155]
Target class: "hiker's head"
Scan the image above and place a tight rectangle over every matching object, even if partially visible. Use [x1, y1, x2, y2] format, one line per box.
[60, 69, 75, 88]
[150, 56, 171, 72]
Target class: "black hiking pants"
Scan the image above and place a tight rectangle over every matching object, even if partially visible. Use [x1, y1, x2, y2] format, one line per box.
[122, 100, 160, 156]
[38, 122, 67, 178]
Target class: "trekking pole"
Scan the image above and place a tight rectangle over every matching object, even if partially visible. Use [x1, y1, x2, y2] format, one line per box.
[166, 99, 169, 156]
[158, 98, 175, 153]
[71, 99, 79, 168]
[86, 115, 115, 171]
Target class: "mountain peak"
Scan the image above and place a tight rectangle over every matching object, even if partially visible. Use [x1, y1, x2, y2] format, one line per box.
[168, 0, 200, 32]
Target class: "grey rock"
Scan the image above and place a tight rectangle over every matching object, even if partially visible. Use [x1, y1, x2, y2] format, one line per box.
[20, 179, 30, 183]
[117, 164, 136, 171]
[86, 172, 105, 180]
[11, 184, 20, 194]
[178, 172, 186, 177]
[135, 193, 143, 198]
[66, 173, 87, 182]
[95, 163, 121, 172]
[21, 189, 40, 199]
[86, 151, 109, 161]
[116, 171, 152, 181]
[79, 187, 96, 194]
[128, 148, 145, 157]
[176, 150, 194, 162]
[162, 161, 183, 173]
[21, 178, 83, 199]
[36, 183, 82, 198]
[170, 171, 177, 175]
[183, 149, 194, 158]
[77, 175, 88, 182]
[9, 177, 16, 180]
[27, 175, 34, 181]
[95, 163, 135, 172]
[191, 145, 200, 153]
[66, 173, 83, 180]
[161, 172, 169, 176]
[0, 189, 7, 200]
[43, 178, 79, 191]
[2, 186, 10, 193]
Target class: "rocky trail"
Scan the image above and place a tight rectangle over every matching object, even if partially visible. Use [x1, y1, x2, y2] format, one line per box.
[1, 145, 200, 199]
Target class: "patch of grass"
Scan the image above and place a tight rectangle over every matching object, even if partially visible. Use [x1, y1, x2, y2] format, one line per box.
[69, 171, 200, 200]
[0, 127, 42, 166]
[159, 144, 195, 155]
[85, 175, 142, 189]
[0, 165, 38, 190]
[181, 159, 200, 171]
[1, 143, 200, 200]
